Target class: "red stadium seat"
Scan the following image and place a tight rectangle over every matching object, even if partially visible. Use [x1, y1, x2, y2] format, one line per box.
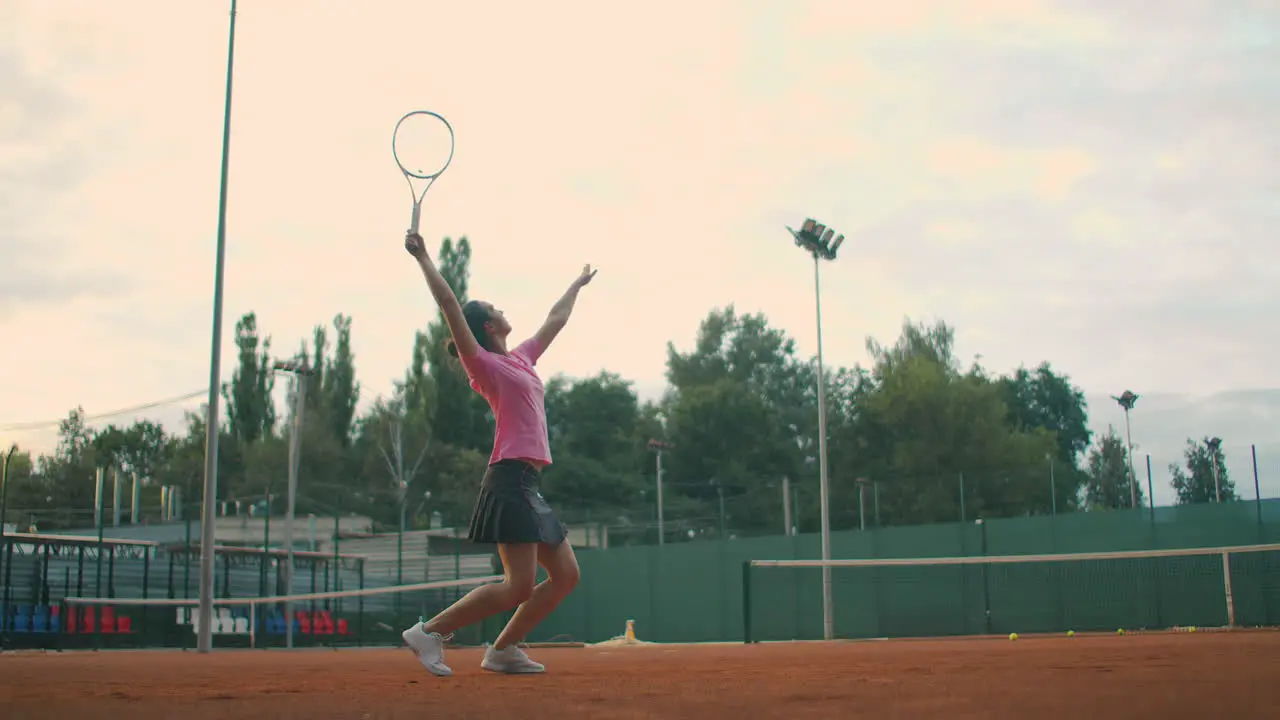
[79, 606, 96, 634]
[100, 606, 117, 634]
[116, 615, 133, 633]
[336, 618, 350, 635]
[297, 611, 312, 634]
[315, 611, 334, 635]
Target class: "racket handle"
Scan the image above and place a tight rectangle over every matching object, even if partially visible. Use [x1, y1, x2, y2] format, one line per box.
[409, 204, 421, 235]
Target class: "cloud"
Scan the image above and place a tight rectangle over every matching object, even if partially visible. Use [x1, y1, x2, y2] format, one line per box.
[1, 0, 1278, 463]
[795, 1, 1280, 396]
[0, 10, 122, 317]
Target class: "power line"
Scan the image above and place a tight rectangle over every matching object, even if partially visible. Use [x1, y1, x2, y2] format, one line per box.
[0, 389, 211, 432]
[0, 378, 386, 434]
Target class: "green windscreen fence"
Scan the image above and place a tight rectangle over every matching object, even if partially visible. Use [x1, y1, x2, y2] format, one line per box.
[743, 545, 1280, 643]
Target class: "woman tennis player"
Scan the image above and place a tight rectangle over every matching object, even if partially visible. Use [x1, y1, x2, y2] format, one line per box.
[400, 230, 594, 676]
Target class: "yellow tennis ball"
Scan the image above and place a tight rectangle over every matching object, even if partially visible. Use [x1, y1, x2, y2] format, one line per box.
[1067, 630, 1075, 637]
[1189, 626, 1197, 633]
[1117, 628, 1125, 635]
[1009, 632, 1018, 641]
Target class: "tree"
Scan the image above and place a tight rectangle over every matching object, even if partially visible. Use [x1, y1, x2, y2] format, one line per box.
[1, 448, 39, 531]
[33, 408, 101, 526]
[661, 307, 812, 536]
[1083, 426, 1141, 510]
[866, 317, 959, 379]
[353, 395, 432, 529]
[663, 378, 798, 535]
[539, 372, 649, 518]
[998, 363, 1092, 467]
[93, 420, 169, 481]
[323, 314, 360, 446]
[421, 237, 492, 452]
[832, 319, 1062, 527]
[224, 312, 276, 445]
[545, 371, 640, 465]
[1170, 437, 1236, 505]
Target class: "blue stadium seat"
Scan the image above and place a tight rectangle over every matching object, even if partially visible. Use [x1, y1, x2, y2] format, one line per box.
[13, 606, 32, 633]
[32, 606, 51, 633]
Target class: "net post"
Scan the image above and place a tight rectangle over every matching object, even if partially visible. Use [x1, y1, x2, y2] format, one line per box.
[57, 598, 67, 652]
[741, 560, 753, 644]
[357, 558, 365, 648]
[1253, 445, 1263, 541]
[1221, 551, 1236, 628]
[249, 600, 257, 650]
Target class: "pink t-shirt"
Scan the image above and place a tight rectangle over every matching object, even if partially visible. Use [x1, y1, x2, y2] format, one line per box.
[458, 337, 552, 466]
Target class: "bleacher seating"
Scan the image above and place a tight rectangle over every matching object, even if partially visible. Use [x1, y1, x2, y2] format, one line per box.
[3, 600, 362, 641]
[1, 604, 119, 636]
[250, 608, 352, 636]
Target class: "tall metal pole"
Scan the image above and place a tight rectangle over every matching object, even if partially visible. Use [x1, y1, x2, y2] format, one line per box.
[813, 253, 833, 641]
[197, 0, 239, 655]
[281, 368, 308, 649]
[95, 468, 105, 597]
[1048, 457, 1058, 515]
[656, 449, 665, 545]
[0, 446, 16, 538]
[1122, 408, 1138, 508]
[717, 483, 726, 538]
[1253, 445, 1262, 532]
[858, 482, 866, 532]
[782, 476, 792, 536]
[647, 440, 672, 545]
[788, 219, 842, 642]
[0, 445, 14, 634]
[1206, 437, 1222, 503]
[130, 473, 141, 525]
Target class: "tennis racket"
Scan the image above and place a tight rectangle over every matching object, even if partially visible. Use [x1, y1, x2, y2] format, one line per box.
[392, 110, 456, 235]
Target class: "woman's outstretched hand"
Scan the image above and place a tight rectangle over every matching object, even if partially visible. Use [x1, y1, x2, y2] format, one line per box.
[574, 264, 598, 288]
[405, 231, 427, 260]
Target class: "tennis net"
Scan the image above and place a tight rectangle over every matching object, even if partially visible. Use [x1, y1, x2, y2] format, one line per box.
[57, 574, 502, 650]
[742, 543, 1280, 643]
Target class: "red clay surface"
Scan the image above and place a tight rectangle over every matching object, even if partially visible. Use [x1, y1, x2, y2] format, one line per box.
[2, 632, 1278, 719]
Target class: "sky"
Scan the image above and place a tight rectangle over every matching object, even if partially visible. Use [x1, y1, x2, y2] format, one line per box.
[2, 1, 1278, 504]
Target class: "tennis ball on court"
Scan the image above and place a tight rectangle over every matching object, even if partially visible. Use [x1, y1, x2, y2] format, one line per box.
[1009, 632, 1018, 641]
[1189, 626, 1197, 633]
[1116, 628, 1125, 635]
[1067, 630, 1075, 637]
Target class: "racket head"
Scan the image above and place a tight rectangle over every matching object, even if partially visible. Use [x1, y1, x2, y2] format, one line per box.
[393, 110, 456, 180]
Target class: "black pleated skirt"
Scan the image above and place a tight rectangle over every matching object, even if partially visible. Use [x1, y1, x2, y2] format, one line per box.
[466, 459, 567, 546]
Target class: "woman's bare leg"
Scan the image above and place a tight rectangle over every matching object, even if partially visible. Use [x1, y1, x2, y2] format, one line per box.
[421, 543, 538, 636]
[491, 541, 580, 649]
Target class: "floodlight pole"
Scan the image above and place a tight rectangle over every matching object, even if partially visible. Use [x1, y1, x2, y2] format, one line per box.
[647, 440, 674, 545]
[197, 0, 238, 655]
[274, 358, 314, 649]
[1112, 390, 1139, 509]
[0, 445, 17, 540]
[788, 219, 844, 642]
[1206, 437, 1223, 503]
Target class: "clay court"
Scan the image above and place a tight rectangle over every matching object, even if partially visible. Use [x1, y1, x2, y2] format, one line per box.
[3, 631, 1278, 719]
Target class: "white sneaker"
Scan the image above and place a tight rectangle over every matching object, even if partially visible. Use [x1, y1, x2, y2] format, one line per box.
[402, 624, 452, 676]
[481, 644, 545, 674]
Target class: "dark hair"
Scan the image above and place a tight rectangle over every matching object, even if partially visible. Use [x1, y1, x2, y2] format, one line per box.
[445, 300, 493, 358]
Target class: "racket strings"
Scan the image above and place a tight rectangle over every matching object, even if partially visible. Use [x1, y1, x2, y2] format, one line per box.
[394, 112, 454, 180]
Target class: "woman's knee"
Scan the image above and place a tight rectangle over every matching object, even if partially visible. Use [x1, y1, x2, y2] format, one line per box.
[555, 560, 580, 591]
[499, 577, 535, 606]
[497, 543, 539, 604]
[543, 544, 580, 592]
